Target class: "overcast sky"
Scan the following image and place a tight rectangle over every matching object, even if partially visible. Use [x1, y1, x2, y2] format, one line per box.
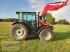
[0, 0, 70, 22]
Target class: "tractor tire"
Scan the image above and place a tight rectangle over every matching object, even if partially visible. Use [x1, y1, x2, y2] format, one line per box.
[11, 24, 29, 40]
[39, 29, 53, 41]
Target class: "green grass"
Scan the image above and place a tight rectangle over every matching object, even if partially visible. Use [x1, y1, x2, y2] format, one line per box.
[0, 22, 70, 52]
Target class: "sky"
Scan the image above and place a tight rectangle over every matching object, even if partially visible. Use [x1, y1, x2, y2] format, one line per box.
[0, 0, 70, 22]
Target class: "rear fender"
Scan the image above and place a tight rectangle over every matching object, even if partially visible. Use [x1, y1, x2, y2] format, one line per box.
[12, 22, 31, 34]
[12, 22, 30, 27]
[12, 22, 23, 25]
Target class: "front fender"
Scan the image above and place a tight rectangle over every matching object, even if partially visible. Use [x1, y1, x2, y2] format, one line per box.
[39, 23, 53, 30]
[37, 25, 53, 35]
[41, 22, 53, 30]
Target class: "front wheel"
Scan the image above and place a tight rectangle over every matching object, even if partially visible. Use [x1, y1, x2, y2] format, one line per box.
[39, 29, 53, 41]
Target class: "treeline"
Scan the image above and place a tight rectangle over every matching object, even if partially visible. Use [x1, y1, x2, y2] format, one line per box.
[0, 18, 18, 22]
[56, 19, 69, 25]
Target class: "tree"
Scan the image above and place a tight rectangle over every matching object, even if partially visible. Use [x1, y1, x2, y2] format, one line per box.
[0, 18, 3, 22]
[44, 13, 55, 25]
[56, 19, 69, 25]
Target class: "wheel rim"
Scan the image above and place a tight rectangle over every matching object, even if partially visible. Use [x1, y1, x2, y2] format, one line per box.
[16, 28, 24, 36]
[41, 29, 52, 40]
[44, 31, 52, 40]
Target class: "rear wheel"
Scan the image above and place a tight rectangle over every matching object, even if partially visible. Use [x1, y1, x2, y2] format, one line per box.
[11, 24, 29, 40]
[39, 29, 53, 41]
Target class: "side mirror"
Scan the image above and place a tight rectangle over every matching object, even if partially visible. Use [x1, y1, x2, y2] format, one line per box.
[49, 1, 65, 4]
[38, 16, 42, 20]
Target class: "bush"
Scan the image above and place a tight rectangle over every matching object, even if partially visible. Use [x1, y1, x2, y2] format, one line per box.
[44, 13, 55, 25]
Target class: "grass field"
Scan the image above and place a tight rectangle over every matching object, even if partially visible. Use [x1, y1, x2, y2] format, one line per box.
[0, 22, 70, 52]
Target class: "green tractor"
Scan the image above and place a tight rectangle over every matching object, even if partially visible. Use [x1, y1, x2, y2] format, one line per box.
[11, 11, 53, 41]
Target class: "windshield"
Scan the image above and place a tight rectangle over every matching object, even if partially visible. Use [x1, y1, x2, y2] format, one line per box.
[23, 13, 35, 21]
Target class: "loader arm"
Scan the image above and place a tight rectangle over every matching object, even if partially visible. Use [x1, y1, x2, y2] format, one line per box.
[41, 0, 68, 16]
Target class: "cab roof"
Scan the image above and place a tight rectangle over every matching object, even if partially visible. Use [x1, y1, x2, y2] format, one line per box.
[16, 11, 36, 14]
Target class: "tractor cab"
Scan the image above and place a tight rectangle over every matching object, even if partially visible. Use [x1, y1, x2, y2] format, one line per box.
[16, 11, 41, 29]
[16, 11, 36, 22]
